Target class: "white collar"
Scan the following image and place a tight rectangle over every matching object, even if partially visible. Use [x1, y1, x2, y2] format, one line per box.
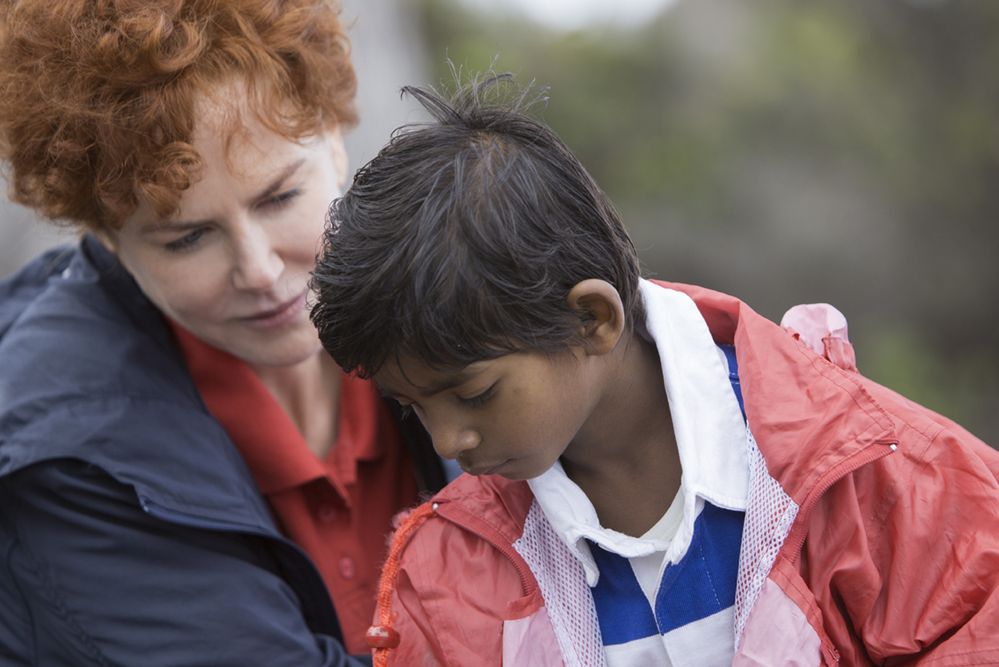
[528, 279, 748, 585]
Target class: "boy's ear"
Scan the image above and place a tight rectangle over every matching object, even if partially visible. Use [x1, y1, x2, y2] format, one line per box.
[566, 279, 626, 356]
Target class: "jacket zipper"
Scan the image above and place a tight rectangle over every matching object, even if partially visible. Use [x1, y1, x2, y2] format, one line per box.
[785, 439, 898, 565]
[432, 500, 536, 597]
[138, 496, 280, 536]
[138, 496, 332, 582]
[139, 495, 343, 636]
[773, 439, 898, 666]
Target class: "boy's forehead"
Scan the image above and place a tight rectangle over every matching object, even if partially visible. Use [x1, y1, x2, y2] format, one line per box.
[373, 356, 484, 397]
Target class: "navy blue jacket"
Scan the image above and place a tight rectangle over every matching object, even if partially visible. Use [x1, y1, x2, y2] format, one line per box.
[0, 237, 443, 666]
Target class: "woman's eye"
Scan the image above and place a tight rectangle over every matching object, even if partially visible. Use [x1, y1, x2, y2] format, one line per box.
[261, 189, 300, 209]
[459, 383, 497, 408]
[164, 228, 207, 252]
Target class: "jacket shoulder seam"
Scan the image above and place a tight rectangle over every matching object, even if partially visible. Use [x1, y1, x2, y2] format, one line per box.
[0, 490, 110, 666]
[1, 517, 38, 664]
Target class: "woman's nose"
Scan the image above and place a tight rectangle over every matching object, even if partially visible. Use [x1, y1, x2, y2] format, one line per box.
[232, 225, 283, 291]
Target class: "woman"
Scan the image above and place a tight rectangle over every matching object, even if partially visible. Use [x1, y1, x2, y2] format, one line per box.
[0, 1, 444, 665]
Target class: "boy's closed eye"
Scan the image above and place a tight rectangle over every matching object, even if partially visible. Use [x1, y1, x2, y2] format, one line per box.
[390, 381, 498, 419]
[457, 381, 498, 408]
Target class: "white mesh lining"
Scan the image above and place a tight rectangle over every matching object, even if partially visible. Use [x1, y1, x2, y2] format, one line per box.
[513, 500, 607, 667]
[733, 429, 799, 647]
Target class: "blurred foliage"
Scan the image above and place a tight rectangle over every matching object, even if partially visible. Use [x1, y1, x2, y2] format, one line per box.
[416, 0, 999, 444]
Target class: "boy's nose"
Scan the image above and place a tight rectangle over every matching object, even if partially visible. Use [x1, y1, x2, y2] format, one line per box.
[434, 428, 480, 460]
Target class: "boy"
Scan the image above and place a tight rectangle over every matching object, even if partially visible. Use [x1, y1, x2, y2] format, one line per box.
[310, 75, 999, 666]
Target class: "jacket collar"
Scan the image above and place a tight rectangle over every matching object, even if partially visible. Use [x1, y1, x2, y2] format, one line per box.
[0, 238, 279, 535]
[662, 280, 898, 505]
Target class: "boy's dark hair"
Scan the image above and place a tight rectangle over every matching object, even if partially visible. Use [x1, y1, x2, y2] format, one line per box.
[310, 72, 644, 377]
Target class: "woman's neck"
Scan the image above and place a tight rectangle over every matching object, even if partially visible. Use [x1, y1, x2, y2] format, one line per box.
[561, 332, 681, 537]
[252, 351, 343, 459]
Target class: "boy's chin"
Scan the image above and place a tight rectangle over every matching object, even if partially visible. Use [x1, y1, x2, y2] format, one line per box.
[491, 463, 551, 482]
[461, 457, 555, 481]
[466, 459, 525, 480]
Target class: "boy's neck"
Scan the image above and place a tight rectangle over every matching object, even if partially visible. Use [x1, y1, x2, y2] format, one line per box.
[560, 331, 680, 537]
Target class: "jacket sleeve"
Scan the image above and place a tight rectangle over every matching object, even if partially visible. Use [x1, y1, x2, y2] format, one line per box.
[378, 511, 521, 667]
[806, 422, 999, 665]
[0, 459, 369, 667]
[879, 427, 999, 665]
[782, 307, 999, 663]
[385, 567, 449, 666]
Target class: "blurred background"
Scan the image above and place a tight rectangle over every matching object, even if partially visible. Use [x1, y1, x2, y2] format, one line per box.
[2, 0, 996, 445]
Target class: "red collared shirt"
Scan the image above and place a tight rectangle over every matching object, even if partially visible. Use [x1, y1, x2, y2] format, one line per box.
[170, 324, 418, 654]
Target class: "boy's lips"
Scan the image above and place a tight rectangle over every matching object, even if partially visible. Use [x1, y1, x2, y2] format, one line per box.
[461, 459, 511, 476]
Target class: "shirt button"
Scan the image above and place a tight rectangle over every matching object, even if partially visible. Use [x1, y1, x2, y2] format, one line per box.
[339, 556, 356, 580]
[317, 505, 337, 523]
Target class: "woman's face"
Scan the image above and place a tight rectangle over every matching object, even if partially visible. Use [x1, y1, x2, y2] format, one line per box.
[112, 91, 347, 369]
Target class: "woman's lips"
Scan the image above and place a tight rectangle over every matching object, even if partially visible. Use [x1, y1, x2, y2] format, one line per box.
[241, 290, 307, 328]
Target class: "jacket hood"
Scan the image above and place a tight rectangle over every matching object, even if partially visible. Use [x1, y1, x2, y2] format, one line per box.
[0, 244, 74, 339]
[662, 281, 900, 507]
[431, 471, 534, 539]
[0, 237, 278, 534]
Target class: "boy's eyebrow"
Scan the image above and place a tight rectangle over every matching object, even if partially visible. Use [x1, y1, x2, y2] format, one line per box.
[376, 369, 474, 399]
[419, 373, 470, 396]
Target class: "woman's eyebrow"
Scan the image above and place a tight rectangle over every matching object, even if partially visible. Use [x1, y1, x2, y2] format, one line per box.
[249, 158, 306, 205]
[141, 158, 308, 234]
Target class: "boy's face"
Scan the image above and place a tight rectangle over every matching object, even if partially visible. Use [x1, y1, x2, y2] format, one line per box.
[374, 350, 605, 480]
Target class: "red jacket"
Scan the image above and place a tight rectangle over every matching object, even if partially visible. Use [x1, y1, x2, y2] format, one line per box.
[370, 283, 999, 666]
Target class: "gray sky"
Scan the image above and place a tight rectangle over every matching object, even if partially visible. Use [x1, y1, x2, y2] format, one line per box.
[455, 0, 675, 30]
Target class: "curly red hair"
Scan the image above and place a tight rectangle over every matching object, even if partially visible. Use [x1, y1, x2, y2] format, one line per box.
[0, 0, 357, 234]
